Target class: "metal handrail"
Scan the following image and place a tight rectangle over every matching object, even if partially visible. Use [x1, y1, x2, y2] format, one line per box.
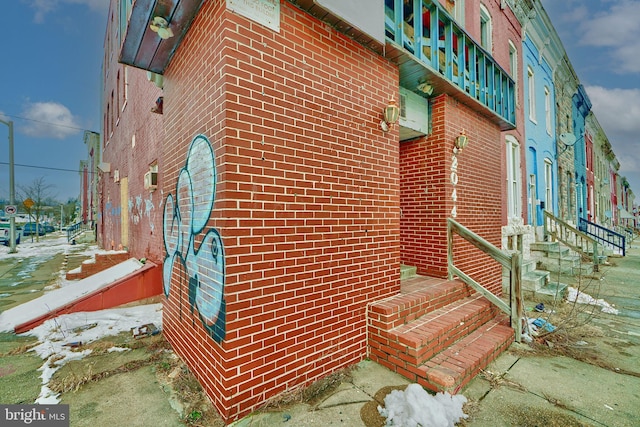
[543, 211, 600, 269]
[579, 218, 626, 256]
[67, 221, 90, 242]
[447, 218, 523, 342]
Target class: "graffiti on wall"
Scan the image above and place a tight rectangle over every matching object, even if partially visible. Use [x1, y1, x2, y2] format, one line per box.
[129, 194, 157, 233]
[163, 134, 226, 342]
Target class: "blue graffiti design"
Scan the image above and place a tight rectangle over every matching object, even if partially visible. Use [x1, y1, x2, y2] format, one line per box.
[163, 134, 226, 342]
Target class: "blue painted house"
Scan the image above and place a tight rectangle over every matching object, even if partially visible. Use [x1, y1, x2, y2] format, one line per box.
[523, 32, 557, 231]
[572, 84, 592, 222]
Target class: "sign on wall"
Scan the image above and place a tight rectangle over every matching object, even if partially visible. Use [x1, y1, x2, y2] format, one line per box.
[227, 0, 280, 32]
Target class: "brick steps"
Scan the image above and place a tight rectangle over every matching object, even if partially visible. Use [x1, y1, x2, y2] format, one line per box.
[66, 251, 130, 280]
[368, 277, 514, 393]
[418, 316, 513, 392]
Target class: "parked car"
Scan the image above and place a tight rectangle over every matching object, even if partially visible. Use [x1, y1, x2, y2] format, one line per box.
[43, 222, 55, 233]
[22, 222, 45, 236]
[0, 223, 22, 245]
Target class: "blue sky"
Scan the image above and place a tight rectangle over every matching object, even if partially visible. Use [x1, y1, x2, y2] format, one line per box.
[0, 0, 108, 203]
[541, 0, 640, 200]
[1, 1, 638, 205]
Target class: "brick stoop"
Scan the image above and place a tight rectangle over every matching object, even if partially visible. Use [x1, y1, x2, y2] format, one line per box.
[66, 251, 131, 280]
[368, 276, 514, 393]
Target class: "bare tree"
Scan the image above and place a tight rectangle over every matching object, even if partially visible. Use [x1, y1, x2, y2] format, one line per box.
[19, 177, 56, 242]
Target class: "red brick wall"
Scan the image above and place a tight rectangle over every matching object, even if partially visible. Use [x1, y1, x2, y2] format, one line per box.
[400, 95, 504, 292]
[162, 1, 400, 421]
[100, 0, 165, 262]
[464, 0, 526, 223]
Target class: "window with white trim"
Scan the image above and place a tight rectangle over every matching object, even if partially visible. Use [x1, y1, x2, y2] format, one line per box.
[544, 86, 551, 134]
[506, 136, 522, 218]
[544, 158, 553, 213]
[480, 4, 492, 52]
[453, 0, 465, 25]
[509, 40, 518, 106]
[527, 67, 536, 122]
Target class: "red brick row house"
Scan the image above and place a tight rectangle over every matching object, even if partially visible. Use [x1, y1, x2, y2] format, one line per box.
[102, 0, 528, 422]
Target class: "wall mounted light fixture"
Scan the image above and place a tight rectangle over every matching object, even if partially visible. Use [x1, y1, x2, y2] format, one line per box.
[380, 98, 400, 132]
[151, 96, 164, 114]
[416, 82, 434, 96]
[150, 16, 174, 40]
[454, 131, 469, 151]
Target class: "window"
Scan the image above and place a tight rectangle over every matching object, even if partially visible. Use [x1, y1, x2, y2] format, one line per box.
[509, 40, 518, 105]
[123, 66, 129, 111]
[544, 86, 551, 134]
[453, 0, 465, 25]
[119, 0, 133, 46]
[480, 4, 492, 52]
[508, 41, 517, 79]
[110, 90, 114, 136]
[527, 67, 536, 122]
[544, 159, 553, 213]
[506, 136, 522, 219]
[116, 70, 120, 122]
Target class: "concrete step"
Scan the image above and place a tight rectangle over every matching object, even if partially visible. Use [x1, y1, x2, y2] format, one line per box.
[537, 257, 594, 276]
[524, 281, 568, 303]
[400, 264, 418, 280]
[416, 316, 514, 393]
[530, 241, 571, 257]
[522, 270, 549, 292]
[521, 259, 537, 274]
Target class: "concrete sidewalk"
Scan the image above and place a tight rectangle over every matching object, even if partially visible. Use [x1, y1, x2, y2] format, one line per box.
[233, 241, 640, 427]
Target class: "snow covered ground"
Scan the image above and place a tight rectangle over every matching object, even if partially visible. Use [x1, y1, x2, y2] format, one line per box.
[1, 235, 163, 404]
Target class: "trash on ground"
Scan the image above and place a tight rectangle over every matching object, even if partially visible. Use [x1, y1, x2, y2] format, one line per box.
[529, 317, 556, 334]
[132, 323, 159, 339]
[63, 341, 82, 348]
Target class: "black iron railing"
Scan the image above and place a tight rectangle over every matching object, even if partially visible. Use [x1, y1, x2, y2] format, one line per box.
[578, 217, 625, 257]
[67, 221, 91, 243]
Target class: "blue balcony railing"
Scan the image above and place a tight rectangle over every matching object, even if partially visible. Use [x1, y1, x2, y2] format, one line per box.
[384, 0, 516, 126]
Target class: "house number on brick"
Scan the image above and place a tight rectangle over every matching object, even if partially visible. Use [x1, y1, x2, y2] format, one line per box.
[451, 148, 459, 218]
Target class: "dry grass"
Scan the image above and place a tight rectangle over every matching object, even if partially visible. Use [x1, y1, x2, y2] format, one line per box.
[479, 369, 527, 392]
[154, 355, 224, 426]
[258, 366, 355, 412]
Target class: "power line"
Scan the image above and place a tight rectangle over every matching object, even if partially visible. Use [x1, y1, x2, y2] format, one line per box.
[0, 161, 98, 174]
[0, 113, 99, 133]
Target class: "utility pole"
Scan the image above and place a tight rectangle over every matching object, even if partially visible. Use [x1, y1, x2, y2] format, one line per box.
[0, 117, 16, 253]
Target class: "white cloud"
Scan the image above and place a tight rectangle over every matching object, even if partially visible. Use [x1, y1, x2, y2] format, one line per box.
[578, 1, 640, 74]
[26, 0, 108, 23]
[19, 102, 82, 139]
[586, 85, 640, 192]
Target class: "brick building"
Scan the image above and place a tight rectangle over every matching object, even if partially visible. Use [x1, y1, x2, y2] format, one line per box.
[100, 0, 165, 262]
[113, 0, 525, 422]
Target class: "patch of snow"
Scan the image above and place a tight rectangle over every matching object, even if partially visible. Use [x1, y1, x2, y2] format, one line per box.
[378, 384, 468, 427]
[567, 287, 619, 315]
[22, 304, 162, 404]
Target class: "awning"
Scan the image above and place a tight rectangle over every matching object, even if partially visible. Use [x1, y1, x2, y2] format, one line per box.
[619, 208, 635, 219]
